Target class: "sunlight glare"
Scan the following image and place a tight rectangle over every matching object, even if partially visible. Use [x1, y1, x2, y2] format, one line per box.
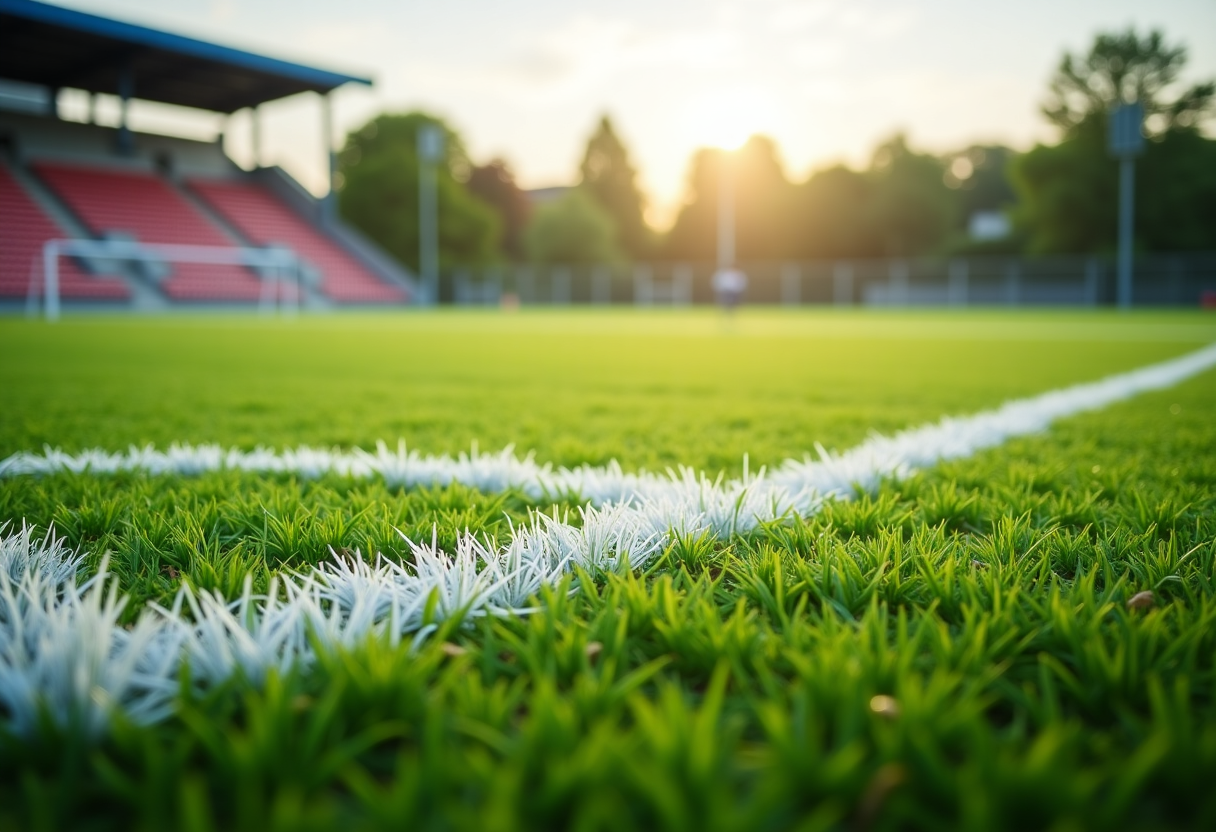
[684, 87, 773, 150]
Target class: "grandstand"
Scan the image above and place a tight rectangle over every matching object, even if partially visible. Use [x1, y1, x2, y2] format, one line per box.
[0, 0, 414, 311]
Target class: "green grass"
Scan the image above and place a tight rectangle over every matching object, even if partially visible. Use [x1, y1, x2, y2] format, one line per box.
[2, 309, 1215, 831]
[3, 309, 1214, 469]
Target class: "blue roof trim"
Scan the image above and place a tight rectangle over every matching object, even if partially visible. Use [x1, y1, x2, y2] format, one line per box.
[0, 0, 373, 91]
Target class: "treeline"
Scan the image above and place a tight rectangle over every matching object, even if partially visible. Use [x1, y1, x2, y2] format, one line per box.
[337, 28, 1216, 271]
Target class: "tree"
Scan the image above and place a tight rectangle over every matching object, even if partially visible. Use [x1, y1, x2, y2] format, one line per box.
[524, 189, 625, 265]
[662, 136, 797, 261]
[337, 112, 501, 273]
[1013, 28, 1216, 254]
[790, 165, 876, 259]
[579, 116, 653, 259]
[1043, 28, 1214, 136]
[1012, 119, 1216, 254]
[467, 159, 531, 261]
[942, 145, 1023, 254]
[865, 134, 956, 256]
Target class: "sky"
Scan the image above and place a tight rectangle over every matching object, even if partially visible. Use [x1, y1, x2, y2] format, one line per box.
[52, 0, 1216, 228]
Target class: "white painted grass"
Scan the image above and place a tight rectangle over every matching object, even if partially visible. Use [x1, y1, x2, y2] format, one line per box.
[2, 342, 1215, 737]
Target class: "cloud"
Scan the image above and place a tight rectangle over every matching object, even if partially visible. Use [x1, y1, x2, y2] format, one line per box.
[208, 0, 236, 24]
[415, 14, 741, 106]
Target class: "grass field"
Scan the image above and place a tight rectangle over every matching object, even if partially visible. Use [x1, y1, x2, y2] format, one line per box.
[2, 309, 1216, 831]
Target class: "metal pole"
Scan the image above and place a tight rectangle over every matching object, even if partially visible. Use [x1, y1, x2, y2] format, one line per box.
[43, 242, 59, 322]
[948, 259, 968, 306]
[117, 62, 134, 155]
[717, 151, 734, 268]
[781, 263, 800, 306]
[417, 128, 443, 305]
[418, 154, 438, 305]
[1117, 157, 1135, 310]
[251, 105, 262, 169]
[833, 262, 853, 306]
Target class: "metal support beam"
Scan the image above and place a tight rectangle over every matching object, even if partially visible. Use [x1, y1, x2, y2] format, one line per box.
[321, 93, 336, 221]
[116, 61, 134, 155]
[251, 105, 263, 169]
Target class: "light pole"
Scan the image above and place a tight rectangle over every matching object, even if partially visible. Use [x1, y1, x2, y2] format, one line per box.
[717, 149, 735, 269]
[1109, 102, 1144, 310]
[417, 124, 444, 305]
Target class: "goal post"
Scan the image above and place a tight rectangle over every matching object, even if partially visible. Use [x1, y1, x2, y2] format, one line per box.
[38, 239, 303, 321]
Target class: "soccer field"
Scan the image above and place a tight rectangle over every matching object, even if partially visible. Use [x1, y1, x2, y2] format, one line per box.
[2, 309, 1216, 831]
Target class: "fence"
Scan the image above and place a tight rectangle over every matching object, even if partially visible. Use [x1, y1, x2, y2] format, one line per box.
[441, 253, 1216, 308]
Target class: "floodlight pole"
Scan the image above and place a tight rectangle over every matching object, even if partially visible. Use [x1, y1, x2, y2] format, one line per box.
[1109, 102, 1144, 310]
[717, 150, 735, 268]
[417, 125, 443, 305]
[1116, 157, 1135, 310]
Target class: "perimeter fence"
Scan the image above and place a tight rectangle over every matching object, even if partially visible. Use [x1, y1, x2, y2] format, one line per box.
[439, 253, 1216, 308]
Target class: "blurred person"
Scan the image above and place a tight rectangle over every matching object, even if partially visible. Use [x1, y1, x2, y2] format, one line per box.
[712, 263, 747, 312]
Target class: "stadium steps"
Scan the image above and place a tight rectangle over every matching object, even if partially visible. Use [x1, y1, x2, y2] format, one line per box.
[187, 178, 407, 304]
[8, 161, 168, 310]
[170, 178, 331, 310]
[32, 162, 269, 303]
[0, 161, 132, 304]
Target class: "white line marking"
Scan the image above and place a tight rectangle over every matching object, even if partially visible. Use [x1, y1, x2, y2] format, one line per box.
[2, 342, 1214, 736]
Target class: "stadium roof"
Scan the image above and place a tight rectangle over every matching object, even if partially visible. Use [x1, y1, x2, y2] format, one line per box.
[0, 0, 373, 113]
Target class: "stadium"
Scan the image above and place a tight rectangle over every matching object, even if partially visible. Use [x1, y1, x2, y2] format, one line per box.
[2, 1, 1216, 831]
[0, 0, 413, 313]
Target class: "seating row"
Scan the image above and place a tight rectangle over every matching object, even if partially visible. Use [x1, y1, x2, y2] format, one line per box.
[1, 161, 406, 303]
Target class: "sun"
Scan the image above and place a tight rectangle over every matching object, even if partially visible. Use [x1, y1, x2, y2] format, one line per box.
[684, 86, 773, 150]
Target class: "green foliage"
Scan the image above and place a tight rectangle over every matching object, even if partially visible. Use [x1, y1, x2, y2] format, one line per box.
[337, 112, 501, 271]
[2, 326, 1215, 829]
[663, 137, 798, 261]
[665, 134, 957, 260]
[1011, 121, 1216, 254]
[653, 27, 1215, 261]
[524, 188, 626, 266]
[943, 146, 1022, 254]
[865, 135, 957, 257]
[466, 159, 531, 261]
[1043, 28, 1214, 136]
[1010, 27, 1216, 255]
[579, 116, 654, 259]
[790, 165, 875, 259]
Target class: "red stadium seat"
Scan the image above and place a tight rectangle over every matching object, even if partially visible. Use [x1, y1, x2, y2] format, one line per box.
[0, 165, 129, 300]
[34, 163, 265, 301]
[188, 179, 405, 303]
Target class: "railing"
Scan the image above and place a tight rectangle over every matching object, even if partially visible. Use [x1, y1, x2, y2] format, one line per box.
[440, 254, 1216, 308]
